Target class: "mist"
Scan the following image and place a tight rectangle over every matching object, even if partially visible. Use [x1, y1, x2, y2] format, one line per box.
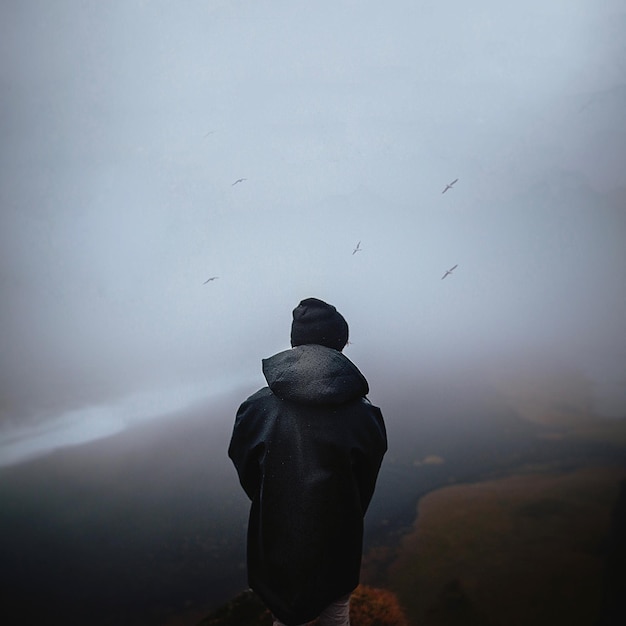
[1, 0, 625, 467]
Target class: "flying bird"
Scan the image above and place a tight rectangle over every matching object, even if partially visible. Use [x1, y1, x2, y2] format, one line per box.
[232, 178, 247, 186]
[203, 276, 219, 284]
[441, 264, 458, 280]
[352, 241, 362, 255]
[442, 178, 459, 194]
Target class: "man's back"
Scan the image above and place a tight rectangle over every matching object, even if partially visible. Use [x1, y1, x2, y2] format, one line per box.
[229, 300, 386, 626]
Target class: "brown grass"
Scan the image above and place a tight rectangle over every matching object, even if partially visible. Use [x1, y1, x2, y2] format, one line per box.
[387, 466, 626, 626]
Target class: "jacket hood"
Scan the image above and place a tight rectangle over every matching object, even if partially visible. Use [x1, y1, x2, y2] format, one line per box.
[262, 344, 369, 406]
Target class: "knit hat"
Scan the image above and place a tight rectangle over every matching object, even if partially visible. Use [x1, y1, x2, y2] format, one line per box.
[290, 297, 349, 351]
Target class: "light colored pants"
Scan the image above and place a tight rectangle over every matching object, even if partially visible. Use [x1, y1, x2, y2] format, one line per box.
[272, 594, 351, 626]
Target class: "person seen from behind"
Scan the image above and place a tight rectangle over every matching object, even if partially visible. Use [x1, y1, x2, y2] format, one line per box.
[228, 297, 387, 626]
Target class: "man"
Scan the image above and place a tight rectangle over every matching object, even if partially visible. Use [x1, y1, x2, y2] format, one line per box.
[228, 297, 387, 626]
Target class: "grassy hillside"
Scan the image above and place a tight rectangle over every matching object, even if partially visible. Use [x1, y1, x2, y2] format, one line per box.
[386, 466, 626, 626]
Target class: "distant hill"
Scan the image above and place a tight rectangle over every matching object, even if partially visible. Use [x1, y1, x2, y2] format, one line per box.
[1, 385, 624, 625]
[385, 466, 626, 626]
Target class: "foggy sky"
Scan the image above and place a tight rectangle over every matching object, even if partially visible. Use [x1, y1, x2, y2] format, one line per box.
[1, 0, 625, 466]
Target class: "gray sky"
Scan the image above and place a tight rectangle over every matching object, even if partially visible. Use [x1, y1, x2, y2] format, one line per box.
[1, 0, 625, 465]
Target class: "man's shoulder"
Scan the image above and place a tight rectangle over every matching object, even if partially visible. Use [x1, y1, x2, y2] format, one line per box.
[245, 387, 274, 403]
[353, 395, 383, 415]
[237, 387, 277, 413]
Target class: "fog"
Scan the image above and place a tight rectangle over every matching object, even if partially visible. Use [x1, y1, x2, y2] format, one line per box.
[1, 0, 626, 466]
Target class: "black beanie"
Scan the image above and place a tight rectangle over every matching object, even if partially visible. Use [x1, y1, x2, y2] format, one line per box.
[290, 297, 349, 351]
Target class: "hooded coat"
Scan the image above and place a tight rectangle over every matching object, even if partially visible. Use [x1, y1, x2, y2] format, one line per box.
[228, 344, 387, 625]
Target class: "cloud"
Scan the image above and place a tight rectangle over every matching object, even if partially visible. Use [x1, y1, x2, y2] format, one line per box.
[1, 0, 625, 464]
[0, 376, 252, 467]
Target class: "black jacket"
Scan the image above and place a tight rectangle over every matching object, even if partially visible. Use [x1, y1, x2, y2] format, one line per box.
[228, 344, 387, 625]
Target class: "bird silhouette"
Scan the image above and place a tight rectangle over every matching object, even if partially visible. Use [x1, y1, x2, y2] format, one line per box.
[442, 178, 459, 194]
[352, 241, 362, 255]
[441, 264, 458, 280]
[203, 276, 219, 284]
[232, 178, 247, 186]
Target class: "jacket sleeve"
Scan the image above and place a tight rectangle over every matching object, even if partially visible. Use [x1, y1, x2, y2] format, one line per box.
[228, 394, 266, 501]
[352, 404, 387, 513]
